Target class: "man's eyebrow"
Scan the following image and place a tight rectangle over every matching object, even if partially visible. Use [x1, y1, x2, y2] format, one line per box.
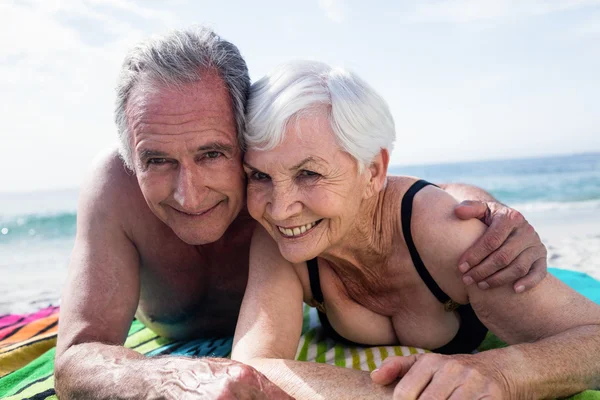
[139, 149, 168, 161]
[197, 142, 235, 153]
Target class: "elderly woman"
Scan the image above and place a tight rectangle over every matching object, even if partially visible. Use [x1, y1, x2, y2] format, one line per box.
[232, 61, 600, 399]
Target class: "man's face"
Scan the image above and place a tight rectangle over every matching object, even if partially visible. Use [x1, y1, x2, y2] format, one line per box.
[129, 72, 245, 245]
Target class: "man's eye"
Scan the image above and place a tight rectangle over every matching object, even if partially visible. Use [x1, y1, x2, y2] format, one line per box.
[148, 158, 168, 165]
[205, 151, 223, 159]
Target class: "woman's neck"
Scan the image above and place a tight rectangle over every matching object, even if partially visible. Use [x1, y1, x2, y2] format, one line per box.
[319, 185, 397, 276]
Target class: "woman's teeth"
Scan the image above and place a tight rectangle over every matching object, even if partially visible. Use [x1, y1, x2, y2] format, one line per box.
[278, 221, 318, 237]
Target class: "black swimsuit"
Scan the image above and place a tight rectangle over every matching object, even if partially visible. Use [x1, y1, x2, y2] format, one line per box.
[307, 179, 488, 354]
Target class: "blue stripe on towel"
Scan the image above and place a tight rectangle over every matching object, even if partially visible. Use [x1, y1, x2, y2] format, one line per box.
[550, 268, 600, 305]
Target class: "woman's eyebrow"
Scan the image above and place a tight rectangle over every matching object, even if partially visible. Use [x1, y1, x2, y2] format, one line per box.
[290, 156, 326, 171]
[243, 161, 261, 171]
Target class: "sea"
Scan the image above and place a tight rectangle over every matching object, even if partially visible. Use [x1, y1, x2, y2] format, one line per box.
[1, 152, 599, 315]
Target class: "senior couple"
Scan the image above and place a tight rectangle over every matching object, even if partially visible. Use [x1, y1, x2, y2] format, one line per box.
[54, 26, 600, 399]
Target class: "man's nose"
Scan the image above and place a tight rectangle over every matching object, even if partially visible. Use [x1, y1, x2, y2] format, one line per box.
[266, 185, 302, 222]
[173, 166, 208, 211]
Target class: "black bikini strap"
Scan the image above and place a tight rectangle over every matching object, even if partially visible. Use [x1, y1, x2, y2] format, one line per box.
[401, 180, 450, 304]
[307, 258, 324, 303]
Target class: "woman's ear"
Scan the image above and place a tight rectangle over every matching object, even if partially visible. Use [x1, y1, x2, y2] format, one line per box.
[364, 149, 390, 199]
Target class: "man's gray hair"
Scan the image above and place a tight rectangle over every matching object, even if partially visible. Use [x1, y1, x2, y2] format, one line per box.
[115, 26, 250, 169]
[245, 60, 395, 172]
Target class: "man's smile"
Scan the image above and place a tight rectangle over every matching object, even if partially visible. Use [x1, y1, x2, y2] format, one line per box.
[169, 201, 224, 217]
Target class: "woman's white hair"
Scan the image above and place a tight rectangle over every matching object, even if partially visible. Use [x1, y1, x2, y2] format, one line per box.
[245, 60, 395, 170]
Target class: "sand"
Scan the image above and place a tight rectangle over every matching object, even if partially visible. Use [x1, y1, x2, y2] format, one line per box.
[524, 207, 600, 281]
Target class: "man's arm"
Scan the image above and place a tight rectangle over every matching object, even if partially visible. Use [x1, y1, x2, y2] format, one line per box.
[232, 226, 393, 400]
[55, 152, 286, 400]
[439, 182, 548, 292]
[54, 152, 144, 398]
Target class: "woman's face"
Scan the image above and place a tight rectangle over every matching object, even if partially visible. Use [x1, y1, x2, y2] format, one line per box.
[244, 112, 370, 263]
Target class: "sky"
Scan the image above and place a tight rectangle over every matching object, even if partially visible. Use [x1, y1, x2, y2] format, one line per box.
[1, 0, 599, 193]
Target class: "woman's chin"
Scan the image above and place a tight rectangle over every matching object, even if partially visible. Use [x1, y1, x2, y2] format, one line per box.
[277, 244, 316, 264]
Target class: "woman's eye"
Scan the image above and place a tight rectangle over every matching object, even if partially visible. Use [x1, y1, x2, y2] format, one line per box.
[299, 170, 320, 178]
[250, 171, 270, 181]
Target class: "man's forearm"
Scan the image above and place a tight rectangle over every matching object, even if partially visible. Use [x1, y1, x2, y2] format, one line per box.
[55, 342, 151, 400]
[480, 325, 600, 399]
[438, 182, 497, 202]
[250, 358, 394, 399]
[55, 342, 245, 400]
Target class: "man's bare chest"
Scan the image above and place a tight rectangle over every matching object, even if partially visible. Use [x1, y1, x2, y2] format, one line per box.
[134, 231, 251, 339]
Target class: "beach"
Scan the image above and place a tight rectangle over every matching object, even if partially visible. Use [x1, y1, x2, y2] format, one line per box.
[1, 153, 599, 315]
[1, 200, 599, 317]
[525, 207, 600, 281]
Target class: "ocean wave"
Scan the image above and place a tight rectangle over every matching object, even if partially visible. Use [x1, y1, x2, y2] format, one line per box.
[512, 199, 600, 212]
[0, 212, 77, 242]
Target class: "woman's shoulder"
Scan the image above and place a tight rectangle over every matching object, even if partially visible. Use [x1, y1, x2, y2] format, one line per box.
[386, 176, 487, 303]
[385, 176, 442, 197]
[386, 175, 483, 245]
[385, 176, 447, 213]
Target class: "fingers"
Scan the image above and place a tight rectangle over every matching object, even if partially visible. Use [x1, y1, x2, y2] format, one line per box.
[462, 226, 547, 291]
[415, 367, 461, 400]
[512, 257, 547, 293]
[458, 215, 515, 274]
[462, 233, 529, 287]
[392, 355, 436, 400]
[473, 251, 531, 290]
[371, 355, 418, 385]
[454, 201, 489, 221]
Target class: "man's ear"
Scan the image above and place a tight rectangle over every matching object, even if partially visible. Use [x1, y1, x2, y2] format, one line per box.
[364, 148, 390, 199]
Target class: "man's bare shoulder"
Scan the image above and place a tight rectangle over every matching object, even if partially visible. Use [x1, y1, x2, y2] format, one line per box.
[79, 148, 145, 225]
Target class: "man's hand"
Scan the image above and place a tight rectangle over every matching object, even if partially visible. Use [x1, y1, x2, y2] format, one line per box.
[454, 200, 547, 293]
[371, 354, 510, 400]
[151, 357, 293, 400]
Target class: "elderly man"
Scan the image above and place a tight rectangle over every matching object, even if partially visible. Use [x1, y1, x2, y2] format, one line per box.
[54, 27, 548, 399]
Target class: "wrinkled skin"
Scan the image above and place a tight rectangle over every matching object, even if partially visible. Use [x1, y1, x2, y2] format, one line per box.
[371, 354, 509, 400]
[152, 358, 293, 400]
[456, 200, 547, 293]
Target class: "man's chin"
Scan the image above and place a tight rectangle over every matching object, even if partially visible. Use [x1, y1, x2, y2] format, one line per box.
[167, 217, 231, 245]
[174, 228, 227, 245]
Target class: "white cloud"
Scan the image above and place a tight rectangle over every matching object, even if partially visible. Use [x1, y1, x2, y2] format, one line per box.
[409, 0, 600, 23]
[0, 0, 177, 192]
[318, 0, 345, 24]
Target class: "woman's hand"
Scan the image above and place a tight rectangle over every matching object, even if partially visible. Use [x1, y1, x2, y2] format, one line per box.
[370, 354, 511, 400]
[454, 200, 547, 293]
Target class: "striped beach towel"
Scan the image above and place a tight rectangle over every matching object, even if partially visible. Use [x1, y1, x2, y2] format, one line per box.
[1, 269, 599, 399]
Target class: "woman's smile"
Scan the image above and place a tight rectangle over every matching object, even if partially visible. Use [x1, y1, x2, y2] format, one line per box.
[276, 219, 323, 238]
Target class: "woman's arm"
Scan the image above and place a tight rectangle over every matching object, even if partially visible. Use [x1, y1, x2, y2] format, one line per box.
[232, 225, 305, 362]
[232, 226, 394, 399]
[381, 186, 600, 398]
